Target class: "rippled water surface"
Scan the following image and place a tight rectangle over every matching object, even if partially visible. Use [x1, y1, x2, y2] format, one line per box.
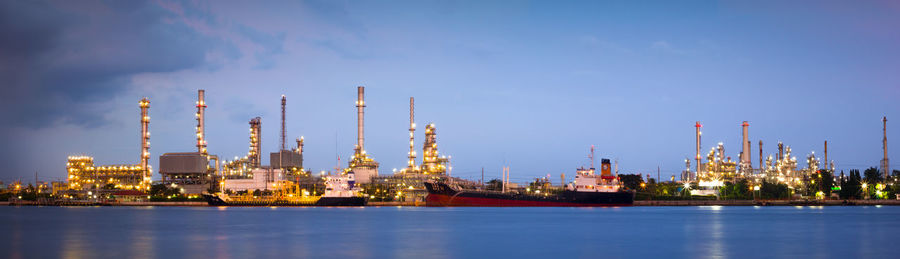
[2, 206, 898, 258]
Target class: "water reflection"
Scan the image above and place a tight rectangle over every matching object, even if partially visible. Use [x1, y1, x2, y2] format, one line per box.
[2, 206, 899, 258]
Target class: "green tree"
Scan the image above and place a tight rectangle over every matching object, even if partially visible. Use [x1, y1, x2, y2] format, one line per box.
[619, 174, 644, 191]
[817, 170, 835, 197]
[840, 169, 862, 199]
[759, 180, 790, 199]
[864, 167, 883, 185]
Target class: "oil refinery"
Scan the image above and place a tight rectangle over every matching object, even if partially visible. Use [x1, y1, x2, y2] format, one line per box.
[46, 86, 893, 204]
[679, 119, 891, 199]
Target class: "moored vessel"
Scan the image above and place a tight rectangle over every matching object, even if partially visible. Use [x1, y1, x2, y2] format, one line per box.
[425, 157, 634, 207]
[203, 172, 367, 206]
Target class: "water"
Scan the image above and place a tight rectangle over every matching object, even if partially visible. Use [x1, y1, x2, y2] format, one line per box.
[1, 206, 898, 259]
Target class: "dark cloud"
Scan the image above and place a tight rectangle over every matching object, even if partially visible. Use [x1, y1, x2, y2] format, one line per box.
[0, 0, 229, 128]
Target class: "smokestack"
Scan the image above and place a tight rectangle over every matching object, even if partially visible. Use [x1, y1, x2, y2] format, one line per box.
[356, 86, 365, 153]
[196, 90, 207, 155]
[824, 140, 828, 171]
[140, 98, 150, 185]
[281, 95, 287, 151]
[695, 122, 702, 181]
[741, 121, 751, 167]
[883, 117, 889, 181]
[249, 117, 261, 168]
[408, 97, 416, 171]
[759, 140, 763, 173]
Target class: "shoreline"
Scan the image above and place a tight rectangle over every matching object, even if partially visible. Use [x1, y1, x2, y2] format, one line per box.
[5, 200, 900, 207]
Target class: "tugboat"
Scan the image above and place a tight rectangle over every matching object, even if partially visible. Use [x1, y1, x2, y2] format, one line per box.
[425, 154, 634, 207]
[203, 172, 367, 206]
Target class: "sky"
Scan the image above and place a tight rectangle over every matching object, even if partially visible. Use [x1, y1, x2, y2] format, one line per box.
[1, 0, 898, 184]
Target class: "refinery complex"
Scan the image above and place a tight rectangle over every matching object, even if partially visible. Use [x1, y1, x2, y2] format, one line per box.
[1, 86, 887, 203]
[681, 119, 891, 198]
[54, 86, 457, 202]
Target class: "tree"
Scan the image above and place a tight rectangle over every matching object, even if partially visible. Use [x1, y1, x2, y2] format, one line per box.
[817, 170, 835, 197]
[619, 174, 644, 190]
[102, 183, 117, 190]
[759, 180, 790, 199]
[840, 169, 862, 199]
[864, 167, 883, 185]
[720, 180, 751, 200]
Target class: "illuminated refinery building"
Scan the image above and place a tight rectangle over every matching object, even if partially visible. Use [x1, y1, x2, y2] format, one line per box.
[421, 123, 450, 175]
[699, 143, 737, 183]
[221, 117, 262, 179]
[270, 95, 305, 177]
[159, 90, 220, 194]
[66, 98, 152, 191]
[761, 142, 799, 184]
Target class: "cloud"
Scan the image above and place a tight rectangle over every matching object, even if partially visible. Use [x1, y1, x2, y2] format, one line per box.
[650, 40, 690, 55]
[0, 0, 235, 129]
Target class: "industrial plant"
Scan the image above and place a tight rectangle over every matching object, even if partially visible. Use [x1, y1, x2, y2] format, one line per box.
[42, 84, 894, 204]
[680, 118, 891, 199]
[64, 98, 152, 194]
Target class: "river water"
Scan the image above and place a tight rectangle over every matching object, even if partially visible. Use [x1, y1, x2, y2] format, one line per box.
[1, 206, 898, 258]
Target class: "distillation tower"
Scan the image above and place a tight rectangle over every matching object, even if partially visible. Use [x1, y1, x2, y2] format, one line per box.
[421, 123, 450, 175]
[406, 97, 418, 173]
[140, 98, 151, 186]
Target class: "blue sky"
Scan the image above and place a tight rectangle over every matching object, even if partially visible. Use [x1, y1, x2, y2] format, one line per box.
[1, 0, 897, 184]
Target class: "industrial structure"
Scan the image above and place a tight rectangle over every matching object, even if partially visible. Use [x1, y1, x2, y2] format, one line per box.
[406, 97, 417, 173]
[684, 120, 851, 198]
[347, 86, 379, 183]
[159, 90, 219, 194]
[221, 117, 262, 179]
[365, 94, 455, 202]
[65, 98, 153, 192]
[421, 123, 450, 175]
[739, 121, 752, 174]
[882, 116, 889, 181]
[270, 95, 304, 176]
[220, 94, 307, 193]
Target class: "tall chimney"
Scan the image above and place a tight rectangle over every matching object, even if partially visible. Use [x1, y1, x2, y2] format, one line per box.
[741, 121, 751, 167]
[356, 86, 366, 153]
[281, 95, 286, 151]
[695, 121, 702, 181]
[196, 90, 207, 155]
[758, 140, 763, 173]
[139, 98, 150, 186]
[883, 117, 889, 181]
[408, 97, 416, 171]
[824, 140, 828, 171]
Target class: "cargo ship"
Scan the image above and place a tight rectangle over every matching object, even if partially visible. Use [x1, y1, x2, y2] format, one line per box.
[425, 158, 633, 207]
[203, 172, 367, 206]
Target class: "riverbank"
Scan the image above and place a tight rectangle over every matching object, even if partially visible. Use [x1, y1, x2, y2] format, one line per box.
[6, 199, 900, 207]
[634, 199, 900, 206]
